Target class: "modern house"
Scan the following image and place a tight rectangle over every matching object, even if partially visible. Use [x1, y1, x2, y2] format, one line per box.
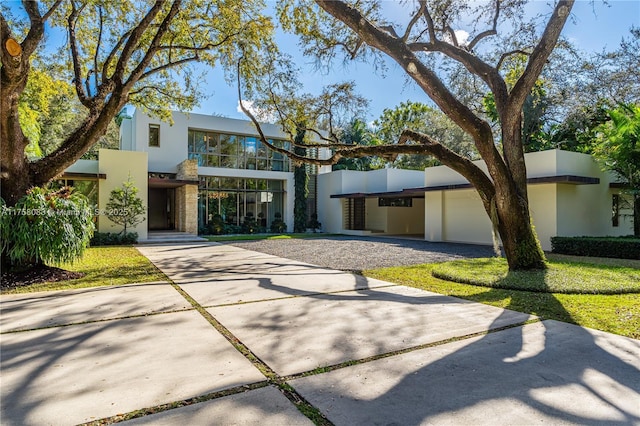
[319, 149, 633, 250]
[63, 110, 332, 241]
[61, 110, 633, 249]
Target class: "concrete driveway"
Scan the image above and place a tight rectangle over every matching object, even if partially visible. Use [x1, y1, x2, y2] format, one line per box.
[1, 242, 638, 425]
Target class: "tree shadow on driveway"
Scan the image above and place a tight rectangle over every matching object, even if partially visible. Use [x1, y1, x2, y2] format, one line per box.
[282, 269, 640, 425]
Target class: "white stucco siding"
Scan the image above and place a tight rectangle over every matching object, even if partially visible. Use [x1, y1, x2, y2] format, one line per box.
[528, 184, 557, 251]
[364, 169, 389, 193]
[556, 181, 633, 238]
[425, 191, 444, 241]
[131, 110, 295, 173]
[317, 172, 345, 234]
[387, 169, 425, 191]
[442, 189, 493, 246]
[365, 198, 387, 232]
[386, 198, 425, 234]
[131, 111, 187, 173]
[97, 149, 149, 240]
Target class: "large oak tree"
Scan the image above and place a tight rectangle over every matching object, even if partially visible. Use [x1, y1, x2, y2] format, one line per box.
[259, 0, 575, 270]
[1, 0, 271, 205]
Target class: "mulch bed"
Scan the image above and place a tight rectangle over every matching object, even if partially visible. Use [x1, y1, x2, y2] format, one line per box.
[1, 264, 84, 291]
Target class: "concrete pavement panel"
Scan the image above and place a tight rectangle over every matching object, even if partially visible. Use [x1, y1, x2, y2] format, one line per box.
[208, 285, 532, 376]
[122, 386, 312, 425]
[0, 282, 187, 332]
[0, 311, 265, 426]
[289, 320, 640, 425]
[178, 273, 393, 307]
[138, 244, 393, 305]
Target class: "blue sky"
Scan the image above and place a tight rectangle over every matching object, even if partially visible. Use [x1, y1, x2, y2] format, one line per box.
[6, 0, 638, 121]
[194, 0, 639, 122]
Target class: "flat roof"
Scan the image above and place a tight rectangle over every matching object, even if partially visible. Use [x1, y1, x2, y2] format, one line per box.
[330, 175, 600, 199]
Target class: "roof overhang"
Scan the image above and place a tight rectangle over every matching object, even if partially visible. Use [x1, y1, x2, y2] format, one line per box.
[148, 177, 199, 188]
[330, 175, 600, 198]
[61, 172, 106, 180]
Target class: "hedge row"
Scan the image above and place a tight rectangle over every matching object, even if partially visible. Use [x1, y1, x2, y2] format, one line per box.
[90, 232, 138, 246]
[550, 236, 640, 260]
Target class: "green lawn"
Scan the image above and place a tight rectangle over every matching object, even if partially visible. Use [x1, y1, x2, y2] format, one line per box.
[1, 246, 167, 294]
[205, 233, 339, 242]
[364, 255, 640, 339]
[431, 257, 640, 294]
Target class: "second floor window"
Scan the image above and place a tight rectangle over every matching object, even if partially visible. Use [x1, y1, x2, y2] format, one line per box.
[188, 129, 291, 172]
[149, 124, 160, 147]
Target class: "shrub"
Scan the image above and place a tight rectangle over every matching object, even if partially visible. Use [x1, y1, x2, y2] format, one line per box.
[90, 232, 138, 246]
[551, 236, 640, 260]
[270, 212, 286, 233]
[207, 214, 225, 235]
[1, 187, 95, 267]
[223, 224, 242, 234]
[241, 212, 259, 234]
[307, 213, 322, 233]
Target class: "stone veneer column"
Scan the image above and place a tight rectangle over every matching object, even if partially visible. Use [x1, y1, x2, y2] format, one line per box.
[175, 159, 199, 234]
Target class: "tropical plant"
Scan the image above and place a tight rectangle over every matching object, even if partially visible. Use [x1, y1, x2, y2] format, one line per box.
[294, 129, 309, 233]
[592, 104, 640, 236]
[207, 213, 226, 235]
[333, 119, 385, 171]
[1, 187, 94, 268]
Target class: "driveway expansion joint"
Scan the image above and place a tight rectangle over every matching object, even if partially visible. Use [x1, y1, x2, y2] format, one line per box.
[0, 307, 195, 334]
[169, 280, 334, 425]
[199, 283, 401, 309]
[282, 318, 542, 382]
[77, 381, 271, 425]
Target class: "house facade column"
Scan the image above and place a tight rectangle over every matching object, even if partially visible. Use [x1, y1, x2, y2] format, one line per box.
[176, 159, 199, 234]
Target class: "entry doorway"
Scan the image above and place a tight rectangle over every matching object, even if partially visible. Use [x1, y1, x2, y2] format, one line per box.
[148, 188, 175, 230]
[345, 198, 366, 230]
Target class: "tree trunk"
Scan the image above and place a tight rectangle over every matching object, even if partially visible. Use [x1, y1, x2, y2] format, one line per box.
[495, 105, 547, 270]
[0, 52, 32, 206]
[493, 186, 547, 270]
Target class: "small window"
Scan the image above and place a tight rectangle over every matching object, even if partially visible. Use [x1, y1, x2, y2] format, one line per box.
[612, 194, 619, 227]
[379, 197, 413, 207]
[149, 124, 160, 147]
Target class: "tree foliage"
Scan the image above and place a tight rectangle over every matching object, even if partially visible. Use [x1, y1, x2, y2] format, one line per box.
[1, 0, 273, 205]
[582, 27, 640, 107]
[17, 65, 119, 159]
[250, 0, 577, 270]
[105, 176, 145, 235]
[543, 101, 611, 153]
[374, 101, 477, 170]
[333, 119, 384, 171]
[592, 104, 640, 236]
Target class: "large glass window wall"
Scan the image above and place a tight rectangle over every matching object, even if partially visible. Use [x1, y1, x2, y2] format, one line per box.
[198, 177, 285, 229]
[188, 130, 291, 172]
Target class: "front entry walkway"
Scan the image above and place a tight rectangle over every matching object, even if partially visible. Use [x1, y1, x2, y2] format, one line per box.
[1, 243, 638, 425]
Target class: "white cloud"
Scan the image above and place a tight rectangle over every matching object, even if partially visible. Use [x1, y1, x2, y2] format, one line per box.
[236, 100, 276, 123]
[454, 30, 470, 46]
